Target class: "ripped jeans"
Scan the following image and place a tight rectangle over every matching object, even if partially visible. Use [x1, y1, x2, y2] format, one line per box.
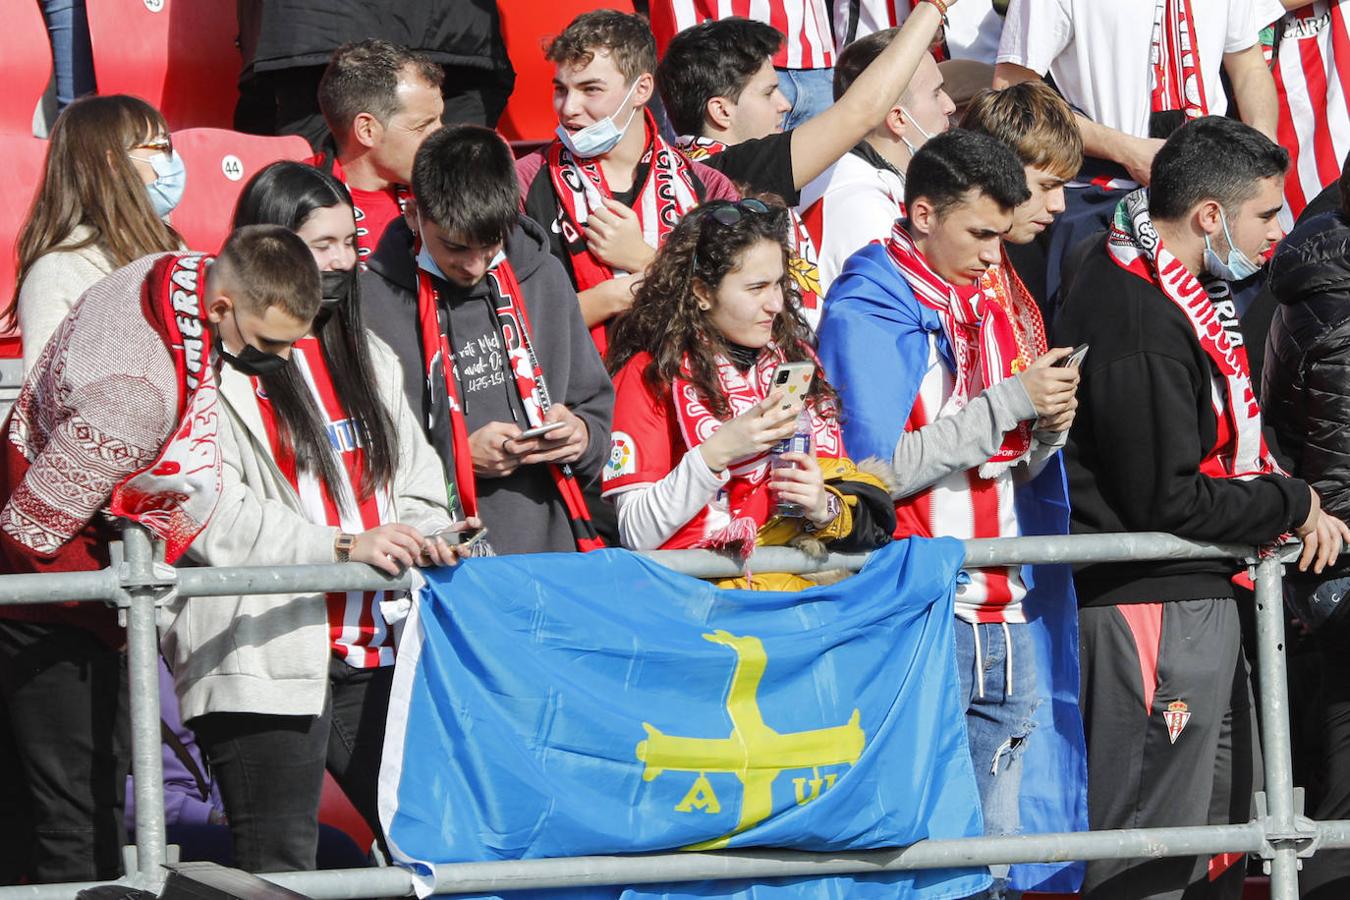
[954, 620, 1041, 842]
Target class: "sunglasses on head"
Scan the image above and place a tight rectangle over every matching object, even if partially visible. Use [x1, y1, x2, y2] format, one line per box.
[696, 197, 771, 229]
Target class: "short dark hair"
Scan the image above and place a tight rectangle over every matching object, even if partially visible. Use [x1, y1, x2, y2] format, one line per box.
[318, 40, 444, 148]
[656, 18, 783, 136]
[833, 27, 898, 100]
[411, 125, 519, 246]
[905, 129, 1031, 214]
[547, 10, 656, 83]
[214, 225, 321, 322]
[1150, 116, 1290, 221]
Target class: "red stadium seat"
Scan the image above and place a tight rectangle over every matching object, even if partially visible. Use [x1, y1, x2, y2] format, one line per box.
[318, 770, 374, 856]
[0, 134, 51, 357]
[497, 0, 637, 144]
[170, 129, 312, 254]
[0, 5, 54, 136]
[87, 0, 241, 130]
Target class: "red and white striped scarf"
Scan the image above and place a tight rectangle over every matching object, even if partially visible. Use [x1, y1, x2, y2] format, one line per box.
[108, 254, 222, 562]
[547, 110, 702, 355]
[1107, 189, 1280, 478]
[1150, 0, 1210, 120]
[884, 222, 1041, 474]
[672, 343, 842, 556]
[675, 135, 824, 327]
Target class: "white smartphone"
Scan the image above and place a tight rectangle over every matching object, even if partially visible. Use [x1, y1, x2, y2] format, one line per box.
[770, 361, 816, 414]
[518, 421, 566, 440]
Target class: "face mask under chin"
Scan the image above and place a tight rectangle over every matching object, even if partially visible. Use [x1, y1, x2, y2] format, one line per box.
[215, 310, 290, 376]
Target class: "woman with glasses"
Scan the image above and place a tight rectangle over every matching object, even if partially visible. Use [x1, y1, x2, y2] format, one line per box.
[164, 160, 474, 874]
[602, 197, 895, 589]
[6, 95, 186, 373]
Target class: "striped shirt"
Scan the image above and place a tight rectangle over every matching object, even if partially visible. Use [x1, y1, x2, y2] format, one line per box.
[255, 337, 396, 669]
[650, 0, 836, 69]
[1271, 1, 1350, 227]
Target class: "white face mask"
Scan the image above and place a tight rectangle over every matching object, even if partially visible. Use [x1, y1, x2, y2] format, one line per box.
[556, 80, 641, 158]
[899, 106, 937, 156]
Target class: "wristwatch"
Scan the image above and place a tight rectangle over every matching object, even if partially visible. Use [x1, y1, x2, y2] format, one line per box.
[812, 492, 843, 530]
[334, 532, 356, 563]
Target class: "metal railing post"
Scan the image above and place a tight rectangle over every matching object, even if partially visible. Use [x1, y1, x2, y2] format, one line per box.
[1252, 552, 1304, 898]
[121, 524, 169, 890]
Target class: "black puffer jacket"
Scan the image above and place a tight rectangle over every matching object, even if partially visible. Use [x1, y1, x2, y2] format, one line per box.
[1263, 210, 1350, 523]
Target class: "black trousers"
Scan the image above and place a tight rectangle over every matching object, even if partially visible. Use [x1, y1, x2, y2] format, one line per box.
[0, 620, 130, 884]
[1299, 629, 1350, 898]
[1079, 599, 1258, 900]
[190, 657, 393, 874]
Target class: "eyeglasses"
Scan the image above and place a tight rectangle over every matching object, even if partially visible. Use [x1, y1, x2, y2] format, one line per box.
[695, 198, 771, 230]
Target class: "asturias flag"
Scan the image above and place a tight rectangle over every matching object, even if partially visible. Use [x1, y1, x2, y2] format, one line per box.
[379, 538, 991, 898]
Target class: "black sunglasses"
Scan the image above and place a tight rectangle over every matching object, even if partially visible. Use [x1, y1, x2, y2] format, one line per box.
[689, 198, 774, 279]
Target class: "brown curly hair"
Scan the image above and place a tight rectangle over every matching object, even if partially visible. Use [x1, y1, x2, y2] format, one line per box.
[607, 198, 837, 420]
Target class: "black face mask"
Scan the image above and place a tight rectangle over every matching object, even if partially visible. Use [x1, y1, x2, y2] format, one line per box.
[215, 310, 290, 376]
[319, 267, 355, 309]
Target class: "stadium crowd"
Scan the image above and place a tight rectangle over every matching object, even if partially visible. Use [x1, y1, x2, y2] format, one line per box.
[7, 0, 1350, 898]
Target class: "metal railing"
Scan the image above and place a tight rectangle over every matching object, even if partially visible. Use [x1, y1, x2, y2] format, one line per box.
[0, 526, 1339, 899]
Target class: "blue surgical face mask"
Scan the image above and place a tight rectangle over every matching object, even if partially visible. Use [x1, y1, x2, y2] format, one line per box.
[556, 80, 641, 159]
[1203, 209, 1263, 282]
[134, 149, 186, 218]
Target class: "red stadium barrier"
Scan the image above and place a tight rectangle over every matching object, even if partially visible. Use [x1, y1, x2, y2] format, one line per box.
[171, 128, 312, 254]
[497, 0, 637, 145]
[0, 134, 51, 357]
[0, 5, 54, 137]
[87, 0, 241, 131]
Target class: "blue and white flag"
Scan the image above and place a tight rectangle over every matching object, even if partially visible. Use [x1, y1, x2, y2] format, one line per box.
[380, 539, 991, 898]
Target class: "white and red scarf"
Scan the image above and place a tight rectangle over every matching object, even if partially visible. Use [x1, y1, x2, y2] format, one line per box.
[416, 261, 603, 551]
[672, 343, 843, 556]
[107, 253, 223, 562]
[885, 222, 1045, 475]
[547, 110, 702, 354]
[1108, 189, 1280, 478]
[1151, 0, 1210, 120]
[676, 135, 825, 327]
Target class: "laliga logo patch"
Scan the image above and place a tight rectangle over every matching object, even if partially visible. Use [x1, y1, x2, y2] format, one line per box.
[1164, 699, 1191, 744]
[606, 431, 636, 479]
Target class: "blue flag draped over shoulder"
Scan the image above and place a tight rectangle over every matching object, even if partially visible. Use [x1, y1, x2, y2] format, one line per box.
[818, 244, 1088, 893]
[379, 539, 991, 899]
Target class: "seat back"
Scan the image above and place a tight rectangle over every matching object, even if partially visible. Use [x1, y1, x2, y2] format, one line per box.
[171, 129, 313, 254]
[87, 0, 241, 130]
[0, 4, 54, 135]
[0, 134, 52, 357]
[497, 0, 636, 144]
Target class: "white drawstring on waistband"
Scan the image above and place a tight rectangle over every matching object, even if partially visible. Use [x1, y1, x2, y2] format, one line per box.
[972, 619, 985, 699]
[1002, 620, 1014, 698]
[969, 620, 1016, 700]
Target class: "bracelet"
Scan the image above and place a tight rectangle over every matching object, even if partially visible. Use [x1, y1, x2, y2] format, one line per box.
[924, 0, 949, 18]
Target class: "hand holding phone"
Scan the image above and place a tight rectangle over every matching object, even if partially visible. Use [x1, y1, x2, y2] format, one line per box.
[518, 421, 567, 440]
[770, 361, 816, 415]
[1056, 344, 1089, 368]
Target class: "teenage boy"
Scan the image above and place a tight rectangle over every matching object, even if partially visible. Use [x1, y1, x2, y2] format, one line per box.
[818, 130, 1083, 892]
[656, 3, 952, 326]
[0, 226, 321, 884]
[313, 40, 446, 264]
[364, 126, 614, 556]
[960, 80, 1083, 317]
[1056, 116, 1348, 899]
[516, 9, 740, 356]
[798, 27, 957, 293]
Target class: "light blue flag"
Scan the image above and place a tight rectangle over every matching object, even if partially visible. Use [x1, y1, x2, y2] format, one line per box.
[379, 538, 992, 899]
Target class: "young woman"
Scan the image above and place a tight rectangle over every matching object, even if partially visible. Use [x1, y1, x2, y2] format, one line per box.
[7, 94, 185, 372]
[603, 198, 894, 590]
[165, 161, 471, 873]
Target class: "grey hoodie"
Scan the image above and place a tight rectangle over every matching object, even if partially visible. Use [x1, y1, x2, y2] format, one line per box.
[360, 215, 613, 556]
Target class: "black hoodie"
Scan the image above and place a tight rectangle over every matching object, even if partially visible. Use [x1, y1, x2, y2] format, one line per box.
[360, 215, 614, 556]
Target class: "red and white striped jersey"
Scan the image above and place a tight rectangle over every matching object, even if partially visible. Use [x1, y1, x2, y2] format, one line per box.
[833, 0, 1002, 62]
[894, 329, 1027, 625]
[255, 337, 396, 669]
[1272, 1, 1350, 228]
[650, 0, 836, 69]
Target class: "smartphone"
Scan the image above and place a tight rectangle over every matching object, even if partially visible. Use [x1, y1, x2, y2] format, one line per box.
[429, 525, 490, 549]
[770, 361, 816, 414]
[518, 421, 566, 440]
[1057, 344, 1089, 368]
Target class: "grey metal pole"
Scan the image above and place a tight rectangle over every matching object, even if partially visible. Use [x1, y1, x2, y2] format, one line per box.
[121, 524, 168, 891]
[1252, 553, 1303, 898]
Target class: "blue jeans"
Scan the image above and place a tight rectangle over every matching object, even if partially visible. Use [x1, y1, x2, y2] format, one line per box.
[954, 620, 1040, 898]
[39, 0, 96, 110]
[775, 67, 835, 131]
